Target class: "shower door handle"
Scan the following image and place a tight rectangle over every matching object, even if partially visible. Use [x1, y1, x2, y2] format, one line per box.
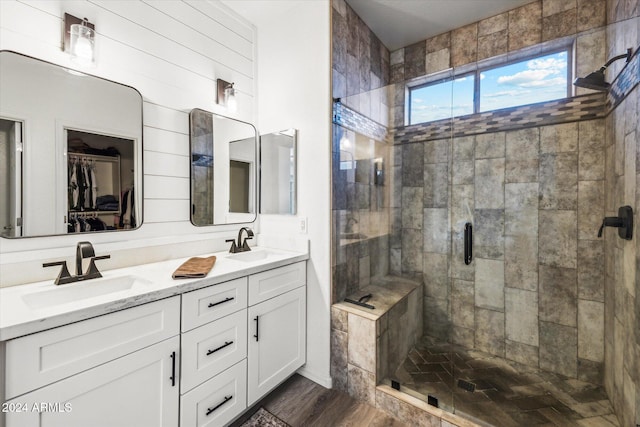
[464, 223, 472, 265]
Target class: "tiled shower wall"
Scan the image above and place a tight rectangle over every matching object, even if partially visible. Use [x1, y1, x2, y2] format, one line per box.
[332, 0, 391, 127]
[388, 0, 614, 381]
[331, 0, 393, 304]
[394, 119, 608, 383]
[603, 3, 640, 426]
[388, 0, 609, 128]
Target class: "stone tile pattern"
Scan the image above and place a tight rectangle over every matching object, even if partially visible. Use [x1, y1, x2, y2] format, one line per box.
[334, 101, 391, 144]
[393, 336, 620, 427]
[331, 123, 391, 303]
[189, 110, 213, 225]
[395, 118, 608, 382]
[606, 46, 640, 112]
[603, 10, 640, 427]
[330, 284, 422, 405]
[332, 0, 390, 126]
[393, 93, 607, 145]
[388, 0, 610, 128]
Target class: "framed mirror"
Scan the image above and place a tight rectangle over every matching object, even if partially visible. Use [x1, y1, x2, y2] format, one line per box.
[189, 108, 257, 225]
[259, 129, 297, 215]
[0, 51, 143, 238]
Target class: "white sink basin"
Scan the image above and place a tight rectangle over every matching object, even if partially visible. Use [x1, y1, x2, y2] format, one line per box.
[226, 250, 272, 263]
[22, 275, 152, 310]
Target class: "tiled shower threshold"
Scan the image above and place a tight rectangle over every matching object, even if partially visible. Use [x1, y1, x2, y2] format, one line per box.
[388, 336, 620, 427]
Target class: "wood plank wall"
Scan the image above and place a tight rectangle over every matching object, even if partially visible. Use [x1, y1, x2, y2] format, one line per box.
[0, 0, 257, 255]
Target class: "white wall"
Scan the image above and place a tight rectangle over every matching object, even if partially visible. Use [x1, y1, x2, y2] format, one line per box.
[0, 0, 259, 285]
[222, 0, 332, 388]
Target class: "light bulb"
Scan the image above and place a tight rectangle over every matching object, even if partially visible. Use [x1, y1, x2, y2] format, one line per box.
[224, 84, 237, 112]
[69, 21, 94, 66]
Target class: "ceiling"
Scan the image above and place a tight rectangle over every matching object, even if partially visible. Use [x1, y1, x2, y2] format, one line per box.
[345, 0, 534, 51]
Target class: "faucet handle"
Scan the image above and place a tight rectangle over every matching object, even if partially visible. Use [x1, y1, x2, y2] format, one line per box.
[225, 239, 238, 253]
[241, 234, 253, 251]
[43, 260, 74, 285]
[84, 255, 110, 280]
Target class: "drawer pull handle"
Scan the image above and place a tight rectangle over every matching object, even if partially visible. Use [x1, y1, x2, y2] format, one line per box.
[169, 351, 176, 387]
[206, 341, 234, 356]
[254, 316, 259, 341]
[206, 395, 233, 416]
[208, 297, 235, 308]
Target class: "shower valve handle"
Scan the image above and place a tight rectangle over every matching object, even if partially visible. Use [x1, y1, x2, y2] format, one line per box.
[597, 217, 623, 237]
[597, 206, 633, 240]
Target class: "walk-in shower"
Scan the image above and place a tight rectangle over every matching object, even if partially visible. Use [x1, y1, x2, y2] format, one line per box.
[331, 1, 639, 425]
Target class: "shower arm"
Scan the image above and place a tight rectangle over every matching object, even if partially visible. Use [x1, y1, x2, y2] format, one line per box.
[598, 48, 633, 72]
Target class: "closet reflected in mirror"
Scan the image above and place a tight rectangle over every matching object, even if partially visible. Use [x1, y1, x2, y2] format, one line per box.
[0, 51, 143, 238]
[260, 129, 297, 215]
[189, 108, 257, 226]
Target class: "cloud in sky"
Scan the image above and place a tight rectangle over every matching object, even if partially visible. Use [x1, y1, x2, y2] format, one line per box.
[497, 56, 567, 88]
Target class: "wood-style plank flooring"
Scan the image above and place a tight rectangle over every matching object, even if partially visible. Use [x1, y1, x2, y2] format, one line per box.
[231, 375, 408, 427]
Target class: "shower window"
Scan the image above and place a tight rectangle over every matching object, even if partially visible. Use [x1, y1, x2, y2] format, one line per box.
[479, 51, 570, 112]
[408, 48, 571, 125]
[409, 74, 475, 124]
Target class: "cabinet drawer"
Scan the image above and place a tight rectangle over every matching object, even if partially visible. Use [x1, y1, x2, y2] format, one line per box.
[180, 359, 247, 427]
[182, 277, 248, 332]
[181, 309, 247, 393]
[248, 262, 306, 305]
[5, 296, 180, 399]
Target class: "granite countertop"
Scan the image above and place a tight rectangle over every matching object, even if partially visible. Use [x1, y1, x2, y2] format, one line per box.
[0, 246, 308, 341]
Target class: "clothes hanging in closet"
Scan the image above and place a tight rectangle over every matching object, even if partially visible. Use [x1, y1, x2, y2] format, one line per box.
[119, 187, 135, 229]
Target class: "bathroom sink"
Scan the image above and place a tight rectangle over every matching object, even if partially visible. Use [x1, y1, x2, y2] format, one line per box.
[226, 249, 273, 263]
[22, 275, 152, 310]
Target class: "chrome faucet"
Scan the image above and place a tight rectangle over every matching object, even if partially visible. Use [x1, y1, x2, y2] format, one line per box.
[43, 241, 111, 285]
[226, 227, 254, 253]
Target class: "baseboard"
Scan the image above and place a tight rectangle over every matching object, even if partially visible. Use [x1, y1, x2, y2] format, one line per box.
[296, 366, 333, 389]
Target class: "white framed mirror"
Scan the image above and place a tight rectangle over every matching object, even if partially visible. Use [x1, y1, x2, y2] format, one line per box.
[259, 129, 297, 215]
[0, 51, 143, 238]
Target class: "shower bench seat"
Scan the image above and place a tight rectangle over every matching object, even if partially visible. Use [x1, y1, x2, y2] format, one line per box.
[331, 275, 423, 401]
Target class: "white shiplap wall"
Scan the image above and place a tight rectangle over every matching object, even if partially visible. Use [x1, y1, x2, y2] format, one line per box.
[0, 0, 259, 285]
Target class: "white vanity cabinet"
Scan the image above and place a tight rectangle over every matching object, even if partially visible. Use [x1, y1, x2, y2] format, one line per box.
[0, 258, 307, 427]
[2, 296, 181, 427]
[179, 277, 248, 427]
[179, 261, 307, 425]
[247, 262, 306, 406]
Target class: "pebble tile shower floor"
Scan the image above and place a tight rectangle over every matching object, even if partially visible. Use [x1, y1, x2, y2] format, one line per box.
[393, 336, 620, 427]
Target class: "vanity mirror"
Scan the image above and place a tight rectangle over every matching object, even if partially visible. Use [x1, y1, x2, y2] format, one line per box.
[260, 129, 297, 215]
[189, 108, 257, 226]
[0, 51, 143, 238]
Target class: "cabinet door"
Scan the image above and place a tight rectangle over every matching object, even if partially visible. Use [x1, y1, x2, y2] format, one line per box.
[5, 336, 180, 427]
[247, 286, 306, 406]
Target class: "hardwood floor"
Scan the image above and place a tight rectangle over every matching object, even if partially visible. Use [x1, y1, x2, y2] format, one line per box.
[231, 375, 408, 427]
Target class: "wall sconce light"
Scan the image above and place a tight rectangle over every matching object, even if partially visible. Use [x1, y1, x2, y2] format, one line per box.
[217, 79, 237, 112]
[64, 13, 96, 67]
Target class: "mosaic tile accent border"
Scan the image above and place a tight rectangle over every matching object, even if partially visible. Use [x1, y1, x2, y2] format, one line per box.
[394, 93, 607, 144]
[333, 101, 391, 143]
[607, 47, 640, 112]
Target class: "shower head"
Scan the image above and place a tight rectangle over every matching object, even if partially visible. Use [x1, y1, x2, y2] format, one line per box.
[573, 48, 633, 92]
[573, 68, 609, 91]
